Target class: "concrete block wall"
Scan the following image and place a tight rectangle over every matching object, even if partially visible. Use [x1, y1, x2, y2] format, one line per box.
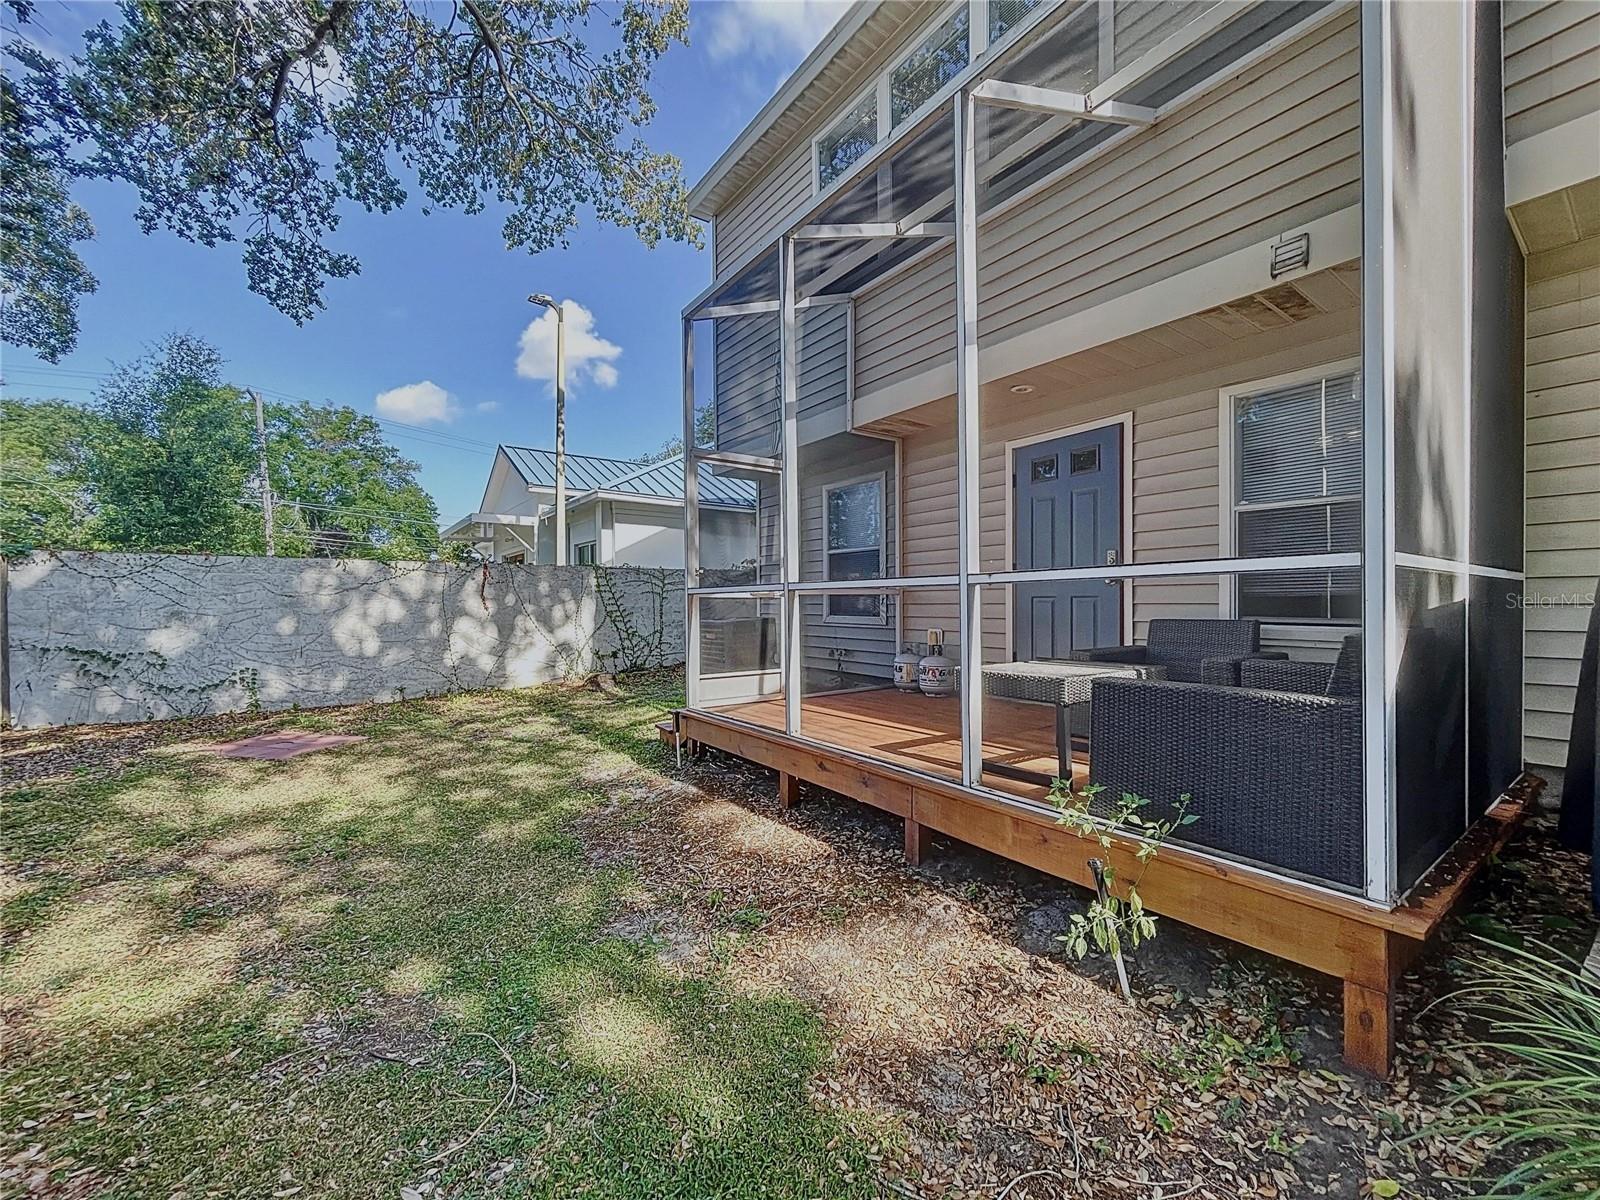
[2, 553, 684, 728]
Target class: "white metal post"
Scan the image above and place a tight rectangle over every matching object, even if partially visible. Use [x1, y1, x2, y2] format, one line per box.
[682, 317, 701, 710]
[779, 234, 803, 736]
[1359, 0, 1397, 906]
[954, 90, 984, 788]
[554, 304, 567, 566]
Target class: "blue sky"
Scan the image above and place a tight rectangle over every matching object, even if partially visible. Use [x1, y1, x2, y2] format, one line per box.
[1, 1, 848, 522]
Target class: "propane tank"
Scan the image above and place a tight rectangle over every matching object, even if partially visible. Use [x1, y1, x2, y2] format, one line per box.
[893, 643, 922, 692]
[918, 628, 956, 697]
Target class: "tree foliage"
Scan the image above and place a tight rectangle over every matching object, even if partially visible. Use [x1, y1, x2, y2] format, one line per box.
[3, 334, 444, 560]
[2, 0, 695, 359]
[638, 398, 715, 464]
[0, 396, 101, 552]
[264, 401, 441, 559]
[0, 43, 97, 362]
[84, 333, 260, 553]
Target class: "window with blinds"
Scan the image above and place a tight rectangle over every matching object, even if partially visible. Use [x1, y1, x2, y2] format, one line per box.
[825, 477, 886, 623]
[1233, 371, 1361, 622]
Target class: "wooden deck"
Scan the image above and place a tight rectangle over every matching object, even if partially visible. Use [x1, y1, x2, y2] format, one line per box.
[712, 688, 1085, 804]
[664, 689, 1539, 1078]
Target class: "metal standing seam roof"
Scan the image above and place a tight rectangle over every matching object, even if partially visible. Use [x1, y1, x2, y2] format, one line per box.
[500, 446, 755, 508]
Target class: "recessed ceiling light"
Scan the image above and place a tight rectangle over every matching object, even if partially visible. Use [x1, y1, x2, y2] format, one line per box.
[1009, 383, 1035, 395]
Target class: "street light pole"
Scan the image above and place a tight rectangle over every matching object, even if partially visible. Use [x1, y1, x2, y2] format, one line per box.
[528, 294, 566, 566]
[250, 388, 275, 557]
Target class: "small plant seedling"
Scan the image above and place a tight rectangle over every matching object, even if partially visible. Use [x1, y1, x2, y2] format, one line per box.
[1048, 780, 1197, 1001]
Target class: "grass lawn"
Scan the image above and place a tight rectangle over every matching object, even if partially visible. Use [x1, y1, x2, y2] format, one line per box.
[2, 675, 878, 1198]
[3, 671, 1594, 1198]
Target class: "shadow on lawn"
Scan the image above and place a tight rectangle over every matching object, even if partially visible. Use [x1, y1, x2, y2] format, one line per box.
[0, 675, 880, 1200]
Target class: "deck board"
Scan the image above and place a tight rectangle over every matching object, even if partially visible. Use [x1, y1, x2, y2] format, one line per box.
[706, 688, 1085, 803]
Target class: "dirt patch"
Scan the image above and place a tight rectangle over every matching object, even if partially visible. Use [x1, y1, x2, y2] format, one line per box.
[574, 749, 1595, 1200]
[260, 992, 446, 1089]
[2, 705, 381, 788]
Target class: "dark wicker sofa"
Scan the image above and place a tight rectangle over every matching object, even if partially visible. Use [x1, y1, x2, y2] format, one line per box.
[1087, 635, 1364, 888]
[1070, 617, 1274, 685]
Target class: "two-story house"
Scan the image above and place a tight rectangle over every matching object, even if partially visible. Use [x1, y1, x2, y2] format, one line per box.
[667, 0, 1600, 1075]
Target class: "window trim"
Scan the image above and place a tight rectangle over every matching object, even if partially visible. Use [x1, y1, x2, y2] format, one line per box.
[574, 540, 598, 566]
[822, 471, 889, 626]
[1217, 358, 1362, 625]
[811, 79, 882, 195]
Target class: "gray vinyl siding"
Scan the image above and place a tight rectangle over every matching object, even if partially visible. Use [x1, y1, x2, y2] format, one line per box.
[897, 308, 1361, 663]
[715, 141, 813, 276]
[1524, 240, 1600, 769]
[798, 434, 899, 682]
[713, 303, 850, 454]
[1503, 0, 1600, 145]
[854, 8, 1360, 402]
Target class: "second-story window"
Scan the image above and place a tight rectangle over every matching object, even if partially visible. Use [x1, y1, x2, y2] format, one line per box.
[816, 90, 878, 190]
[988, 0, 1041, 43]
[889, 6, 970, 126]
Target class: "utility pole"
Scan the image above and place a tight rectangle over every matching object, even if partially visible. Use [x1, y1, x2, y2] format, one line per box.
[251, 389, 275, 556]
[527, 294, 567, 565]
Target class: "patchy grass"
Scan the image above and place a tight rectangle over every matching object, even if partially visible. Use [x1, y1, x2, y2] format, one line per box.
[1, 674, 878, 1198]
[4, 673, 1595, 1199]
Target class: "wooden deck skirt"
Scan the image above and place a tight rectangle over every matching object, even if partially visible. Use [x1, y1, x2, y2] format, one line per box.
[663, 690, 1535, 1077]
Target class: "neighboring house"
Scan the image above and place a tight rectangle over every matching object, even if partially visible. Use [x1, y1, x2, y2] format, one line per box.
[669, 0, 1600, 1076]
[443, 446, 756, 567]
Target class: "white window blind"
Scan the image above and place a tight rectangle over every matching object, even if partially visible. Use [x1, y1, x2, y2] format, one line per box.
[1234, 371, 1361, 622]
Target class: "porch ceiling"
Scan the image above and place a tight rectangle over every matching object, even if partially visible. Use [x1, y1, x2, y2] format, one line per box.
[854, 260, 1361, 436]
[1510, 178, 1600, 252]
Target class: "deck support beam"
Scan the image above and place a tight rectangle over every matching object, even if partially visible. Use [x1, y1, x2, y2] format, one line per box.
[904, 817, 933, 866]
[1343, 979, 1395, 1077]
[777, 771, 800, 810]
[673, 708, 1537, 1080]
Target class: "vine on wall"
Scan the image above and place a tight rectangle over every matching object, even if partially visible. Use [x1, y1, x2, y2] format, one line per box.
[4, 551, 685, 728]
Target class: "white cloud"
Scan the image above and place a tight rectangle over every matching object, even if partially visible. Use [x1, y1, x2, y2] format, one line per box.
[475, 400, 501, 413]
[701, 0, 850, 63]
[374, 380, 458, 424]
[515, 300, 622, 391]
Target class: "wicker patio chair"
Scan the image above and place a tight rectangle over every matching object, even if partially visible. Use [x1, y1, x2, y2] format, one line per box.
[1238, 634, 1362, 697]
[1087, 673, 1364, 888]
[1070, 617, 1274, 685]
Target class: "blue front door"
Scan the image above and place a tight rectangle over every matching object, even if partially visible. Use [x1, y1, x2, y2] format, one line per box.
[1013, 424, 1123, 660]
